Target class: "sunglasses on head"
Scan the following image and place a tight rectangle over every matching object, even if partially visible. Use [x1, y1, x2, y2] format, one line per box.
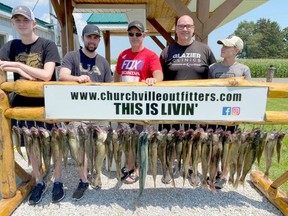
[128, 32, 143, 37]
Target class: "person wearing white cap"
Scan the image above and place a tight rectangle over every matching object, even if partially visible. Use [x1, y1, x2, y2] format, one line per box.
[208, 35, 251, 190]
[59, 24, 112, 200]
[0, 5, 62, 204]
[209, 35, 251, 79]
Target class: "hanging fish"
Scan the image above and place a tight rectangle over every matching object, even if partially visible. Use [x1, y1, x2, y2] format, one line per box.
[39, 127, 51, 178]
[138, 131, 148, 201]
[12, 125, 24, 159]
[276, 131, 285, 163]
[22, 126, 33, 166]
[201, 128, 213, 190]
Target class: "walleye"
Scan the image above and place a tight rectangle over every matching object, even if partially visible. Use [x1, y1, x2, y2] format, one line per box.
[201, 128, 213, 189]
[58, 127, 69, 169]
[77, 124, 88, 168]
[175, 129, 185, 175]
[22, 126, 33, 166]
[256, 130, 267, 165]
[12, 125, 24, 159]
[38, 127, 51, 178]
[157, 129, 168, 183]
[166, 128, 177, 187]
[104, 126, 114, 176]
[264, 131, 278, 178]
[91, 126, 107, 189]
[209, 127, 223, 192]
[221, 130, 232, 179]
[112, 127, 124, 183]
[239, 128, 261, 185]
[191, 128, 202, 187]
[138, 131, 148, 201]
[50, 126, 61, 169]
[276, 131, 285, 163]
[234, 130, 251, 188]
[148, 129, 158, 188]
[30, 127, 43, 174]
[182, 129, 193, 186]
[67, 123, 81, 167]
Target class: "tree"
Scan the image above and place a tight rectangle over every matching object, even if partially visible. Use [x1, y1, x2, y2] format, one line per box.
[234, 19, 286, 58]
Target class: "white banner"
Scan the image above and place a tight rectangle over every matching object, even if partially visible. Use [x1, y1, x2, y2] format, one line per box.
[44, 85, 268, 121]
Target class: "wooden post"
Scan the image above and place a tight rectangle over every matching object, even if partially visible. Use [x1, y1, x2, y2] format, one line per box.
[0, 89, 16, 198]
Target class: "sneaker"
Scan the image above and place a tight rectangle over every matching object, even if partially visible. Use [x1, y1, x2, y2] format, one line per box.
[215, 178, 227, 190]
[28, 182, 47, 205]
[188, 169, 201, 186]
[72, 180, 89, 201]
[52, 182, 65, 203]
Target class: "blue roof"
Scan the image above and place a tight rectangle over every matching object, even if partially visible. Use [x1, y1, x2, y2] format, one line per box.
[87, 13, 128, 25]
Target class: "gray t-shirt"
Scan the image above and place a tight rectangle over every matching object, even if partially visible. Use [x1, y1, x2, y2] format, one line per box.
[61, 49, 112, 82]
[209, 62, 251, 80]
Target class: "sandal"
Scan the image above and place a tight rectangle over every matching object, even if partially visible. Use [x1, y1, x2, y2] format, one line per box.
[124, 172, 139, 184]
[121, 167, 134, 182]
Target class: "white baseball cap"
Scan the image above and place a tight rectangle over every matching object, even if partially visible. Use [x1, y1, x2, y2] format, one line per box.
[217, 36, 243, 50]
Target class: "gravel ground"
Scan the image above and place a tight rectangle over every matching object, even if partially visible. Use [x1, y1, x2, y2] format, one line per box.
[10, 148, 283, 216]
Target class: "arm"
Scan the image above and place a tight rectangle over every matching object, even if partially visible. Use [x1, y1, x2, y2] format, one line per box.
[114, 71, 121, 82]
[0, 60, 55, 81]
[59, 67, 91, 83]
[145, 70, 163, 85]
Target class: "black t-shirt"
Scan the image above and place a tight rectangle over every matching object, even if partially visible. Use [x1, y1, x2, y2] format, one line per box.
[160, 41, 216, 80]
[0, 37, 61, 107]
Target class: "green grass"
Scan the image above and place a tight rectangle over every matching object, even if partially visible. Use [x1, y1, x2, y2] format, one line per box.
[239, 98, 288, 193]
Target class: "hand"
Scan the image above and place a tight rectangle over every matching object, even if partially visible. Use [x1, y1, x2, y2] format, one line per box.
[0, 61, 18, 72]
[144, 78, 157, 86]
[75, 75, 91, 83]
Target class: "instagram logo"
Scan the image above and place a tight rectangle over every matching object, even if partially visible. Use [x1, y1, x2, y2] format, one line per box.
[232, 107, 240, 115]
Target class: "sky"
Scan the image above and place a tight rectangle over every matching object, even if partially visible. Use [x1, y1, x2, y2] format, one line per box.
[2, 0, 288, 60]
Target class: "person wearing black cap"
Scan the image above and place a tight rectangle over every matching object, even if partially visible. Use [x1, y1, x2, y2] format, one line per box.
[59, 24, 112, 200]
[0, 5, 61, 205]
[114, 20, 163, 184]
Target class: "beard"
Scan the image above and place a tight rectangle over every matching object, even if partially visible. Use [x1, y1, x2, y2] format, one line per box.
[85, 44, 97, 52]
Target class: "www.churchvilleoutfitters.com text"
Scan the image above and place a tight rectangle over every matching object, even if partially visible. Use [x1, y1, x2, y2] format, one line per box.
[69, 90, 242, 116]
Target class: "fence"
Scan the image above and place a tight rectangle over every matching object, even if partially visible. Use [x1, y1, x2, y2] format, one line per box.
[0, 76, 287, 215]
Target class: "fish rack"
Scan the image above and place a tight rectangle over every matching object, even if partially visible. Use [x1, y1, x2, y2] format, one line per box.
[0, 75, 287, 215]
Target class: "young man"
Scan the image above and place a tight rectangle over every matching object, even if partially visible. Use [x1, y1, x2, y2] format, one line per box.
[59, 24, 112, 200]
[209, 35, 251, 189]
[159, 15, 216, 185]
[114, 20, 163, 184]
[0, 5, 62, 204]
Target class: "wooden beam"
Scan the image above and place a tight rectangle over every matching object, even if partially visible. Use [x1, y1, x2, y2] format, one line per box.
[147, 18, 174, 45]
[150, 36, 165, 50]
[271, 171, 288, 189]
[0, 178, 35, 216]
[103, 31, 111, 64]
[164, 0, 202, 39]
[250, 170, 288, 216]
[204, 0, 243, 36]
[0, 89, 16, 199]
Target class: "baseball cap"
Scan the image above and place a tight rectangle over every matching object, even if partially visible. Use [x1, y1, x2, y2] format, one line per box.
[127, 20, 145, 32]
[82, 24, 101, 37]
[11, 5, 35, 21]
[217, 36, 244, 50]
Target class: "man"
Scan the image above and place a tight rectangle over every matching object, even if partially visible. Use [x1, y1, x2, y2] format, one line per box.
[114, 20, 163, 184]
[59, 24, 112, 200]
[159, 15, 216, 185]
[209, 35, 251, 189]
[0, 5, 61, 205]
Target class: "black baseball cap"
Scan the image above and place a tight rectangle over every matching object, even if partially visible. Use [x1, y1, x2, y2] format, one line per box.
[127, 20, 145, 32]
[82, 24, 101, 37]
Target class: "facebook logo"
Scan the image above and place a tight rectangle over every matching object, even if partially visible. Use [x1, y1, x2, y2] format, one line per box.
[222, 107, 231, 115]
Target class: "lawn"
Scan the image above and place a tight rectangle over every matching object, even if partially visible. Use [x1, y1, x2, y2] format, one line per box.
[240, 98, 288, 193]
